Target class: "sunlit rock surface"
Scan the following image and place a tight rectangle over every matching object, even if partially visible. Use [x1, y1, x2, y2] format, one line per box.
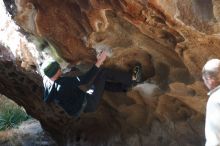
[1, 0, 220, 145]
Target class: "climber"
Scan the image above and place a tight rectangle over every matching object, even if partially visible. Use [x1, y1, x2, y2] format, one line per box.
[42, 51, 142, 117]
[202, 58, 220, 146]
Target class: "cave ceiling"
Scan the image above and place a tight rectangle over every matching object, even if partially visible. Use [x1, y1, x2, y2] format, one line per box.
[3, 0, 219, 83]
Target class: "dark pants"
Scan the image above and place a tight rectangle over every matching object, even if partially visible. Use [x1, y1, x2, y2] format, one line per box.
[84, 68, 132, 112]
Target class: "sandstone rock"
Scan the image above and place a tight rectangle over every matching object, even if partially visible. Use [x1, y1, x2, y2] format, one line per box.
[169, 82, 195, 96]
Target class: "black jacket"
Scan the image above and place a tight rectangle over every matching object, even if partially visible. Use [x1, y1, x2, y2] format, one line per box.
[43, 65, 99, 116]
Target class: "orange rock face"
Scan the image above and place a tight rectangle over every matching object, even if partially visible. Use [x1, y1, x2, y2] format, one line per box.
[13, 0, 220, 82]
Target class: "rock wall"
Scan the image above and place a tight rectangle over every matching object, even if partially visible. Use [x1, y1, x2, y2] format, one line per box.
[1, 0, 220, 145]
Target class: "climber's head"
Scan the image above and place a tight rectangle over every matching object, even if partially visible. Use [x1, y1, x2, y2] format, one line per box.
[43, 61, 62, 80]
[202, 59, 220, 90]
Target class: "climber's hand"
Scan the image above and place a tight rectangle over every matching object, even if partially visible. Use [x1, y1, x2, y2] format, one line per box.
[95, 51, 107, 67]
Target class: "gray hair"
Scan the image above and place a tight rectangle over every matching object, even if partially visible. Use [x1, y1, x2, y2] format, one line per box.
[202, 59, 220, 79]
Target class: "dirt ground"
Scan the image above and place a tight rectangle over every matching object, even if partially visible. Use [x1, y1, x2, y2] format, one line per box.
[0, 119, 57, 146]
